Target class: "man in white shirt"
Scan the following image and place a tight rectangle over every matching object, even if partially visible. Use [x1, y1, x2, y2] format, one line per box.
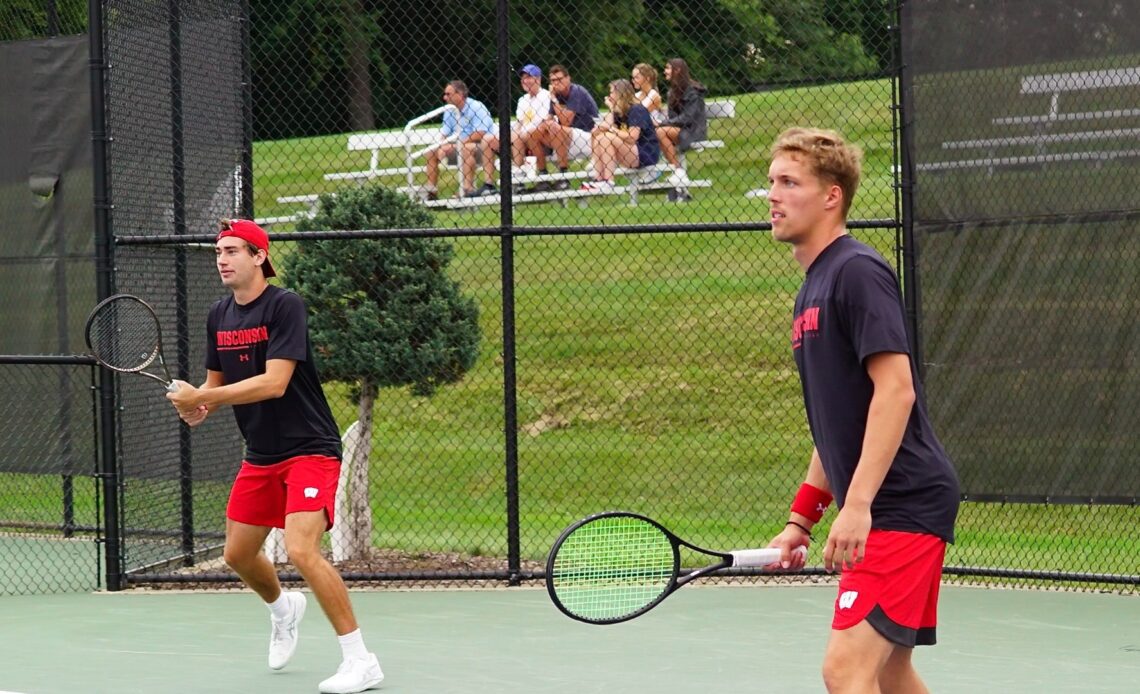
[475, 64, 552, 195]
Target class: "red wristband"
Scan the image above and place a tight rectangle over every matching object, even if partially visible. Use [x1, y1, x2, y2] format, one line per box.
[791, 483, 833, 523]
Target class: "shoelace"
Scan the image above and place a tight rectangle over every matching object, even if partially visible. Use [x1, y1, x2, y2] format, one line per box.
[271, 622, 295, 646]
[271, 608, 297, 646]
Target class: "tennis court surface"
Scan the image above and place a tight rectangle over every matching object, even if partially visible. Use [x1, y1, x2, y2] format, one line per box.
[0, 585, 1135, 693]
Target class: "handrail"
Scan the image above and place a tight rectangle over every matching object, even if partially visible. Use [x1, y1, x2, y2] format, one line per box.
[404, 104, 458, 191]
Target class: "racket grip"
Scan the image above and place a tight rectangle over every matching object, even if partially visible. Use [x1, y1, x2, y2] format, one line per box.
[730, 546, 807, 568]
[165, 381, 181, 393]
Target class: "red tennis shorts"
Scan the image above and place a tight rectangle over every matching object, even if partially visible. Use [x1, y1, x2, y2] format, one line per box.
[226, 454, 341, 531]
[831, 529, 947, 647]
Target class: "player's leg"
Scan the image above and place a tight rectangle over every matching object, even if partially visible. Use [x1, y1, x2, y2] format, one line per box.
[282, 456, 383, 693]
[284, 510, 356, 634]
[879, 647, 929, 694]
[223, 519, 277, 600]
[823, 620, 894, 693]
[223, 461, 306, 671]
[223, 462, 283, 600]
[286, 512, 383, 693]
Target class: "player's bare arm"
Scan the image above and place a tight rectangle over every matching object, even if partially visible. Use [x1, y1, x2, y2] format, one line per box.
[771, 448, 832, 568]
[168, 359, 297, 412]
[824, 351, 915, 571]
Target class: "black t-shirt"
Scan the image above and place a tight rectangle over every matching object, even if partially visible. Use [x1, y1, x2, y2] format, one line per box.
[205, 285, 342, 464]
[614, 104, 660, 168]
[792, 235, 959, 542]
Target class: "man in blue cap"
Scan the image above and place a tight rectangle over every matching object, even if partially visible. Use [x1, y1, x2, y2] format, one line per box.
[475, 64, 552, 196]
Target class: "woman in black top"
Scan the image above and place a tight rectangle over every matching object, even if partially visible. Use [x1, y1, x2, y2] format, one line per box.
[656, 58, 708, 187]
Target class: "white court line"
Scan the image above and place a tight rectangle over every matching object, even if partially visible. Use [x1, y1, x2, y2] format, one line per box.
[102, 649, 229, 657]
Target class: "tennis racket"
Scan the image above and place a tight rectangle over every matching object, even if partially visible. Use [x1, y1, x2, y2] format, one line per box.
[84, 294, 180, 392]
[546, 511, 806, 625]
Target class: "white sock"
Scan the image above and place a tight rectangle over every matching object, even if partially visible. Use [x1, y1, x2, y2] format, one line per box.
[337, 629, 369, 661]
[267, 592, 292, 621]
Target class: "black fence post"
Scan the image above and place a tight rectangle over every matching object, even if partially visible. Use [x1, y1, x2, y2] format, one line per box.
[88, 0, 123, 592]
[895, 0, 923, 378]
[496, 0, 521, 585]
[167, 0, 196, 567]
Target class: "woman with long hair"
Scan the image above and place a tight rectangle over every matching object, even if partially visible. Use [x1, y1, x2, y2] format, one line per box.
[631, 63, 666, 125]
[656, 58, 708, 187]
[583, 79, 660, 192]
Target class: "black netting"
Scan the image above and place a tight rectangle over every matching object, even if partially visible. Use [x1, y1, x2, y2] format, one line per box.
[905, 0, 1140, 506]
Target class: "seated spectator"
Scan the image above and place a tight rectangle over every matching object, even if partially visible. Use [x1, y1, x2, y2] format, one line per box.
[655, 58, 707, 187]
[631, 63, 666, 125]
[477, 64, 552, 195]
[527, 65, 599, 190]
[425, 80, 494, 199]
[582, 79, 660, 193]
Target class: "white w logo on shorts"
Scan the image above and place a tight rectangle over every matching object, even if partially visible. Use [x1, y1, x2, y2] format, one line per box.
[838, 590, 859, 610]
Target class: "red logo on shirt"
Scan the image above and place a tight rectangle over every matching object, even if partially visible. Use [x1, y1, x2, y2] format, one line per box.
[792, 306, 820, 350]
[216, 326, 269, 351]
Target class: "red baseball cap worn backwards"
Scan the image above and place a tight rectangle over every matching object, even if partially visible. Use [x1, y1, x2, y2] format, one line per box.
[217, 219, 276, 277]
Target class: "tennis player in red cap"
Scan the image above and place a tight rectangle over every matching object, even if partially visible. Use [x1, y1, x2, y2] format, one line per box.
[167, 219, 383, 693]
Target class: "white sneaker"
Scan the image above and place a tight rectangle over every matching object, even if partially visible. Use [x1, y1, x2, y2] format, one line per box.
[268, 591, 307, 670]
[580, 179, 616, 193]
[635, 168, 663, 184]
[318, 653, 385, 693]
[667, 168, 690, 186]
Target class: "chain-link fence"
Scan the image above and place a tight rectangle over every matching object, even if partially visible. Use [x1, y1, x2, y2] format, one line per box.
[1, 0, 1137, 597]
[0, 361, 102, 594]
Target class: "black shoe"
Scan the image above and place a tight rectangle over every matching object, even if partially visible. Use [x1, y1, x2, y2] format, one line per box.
[478, 183, 498, 196]
[425, 190, 439, 201]
[531, 181, 553, 193]
[554, 179, 570, 191]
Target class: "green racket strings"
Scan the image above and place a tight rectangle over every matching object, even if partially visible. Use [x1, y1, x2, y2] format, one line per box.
[551, 516, 675, 621]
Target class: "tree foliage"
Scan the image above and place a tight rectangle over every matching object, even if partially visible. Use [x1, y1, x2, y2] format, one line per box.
[249, 0, 892, 139]
[283, 186, 480, 398]
[0, 0, 86, 41]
